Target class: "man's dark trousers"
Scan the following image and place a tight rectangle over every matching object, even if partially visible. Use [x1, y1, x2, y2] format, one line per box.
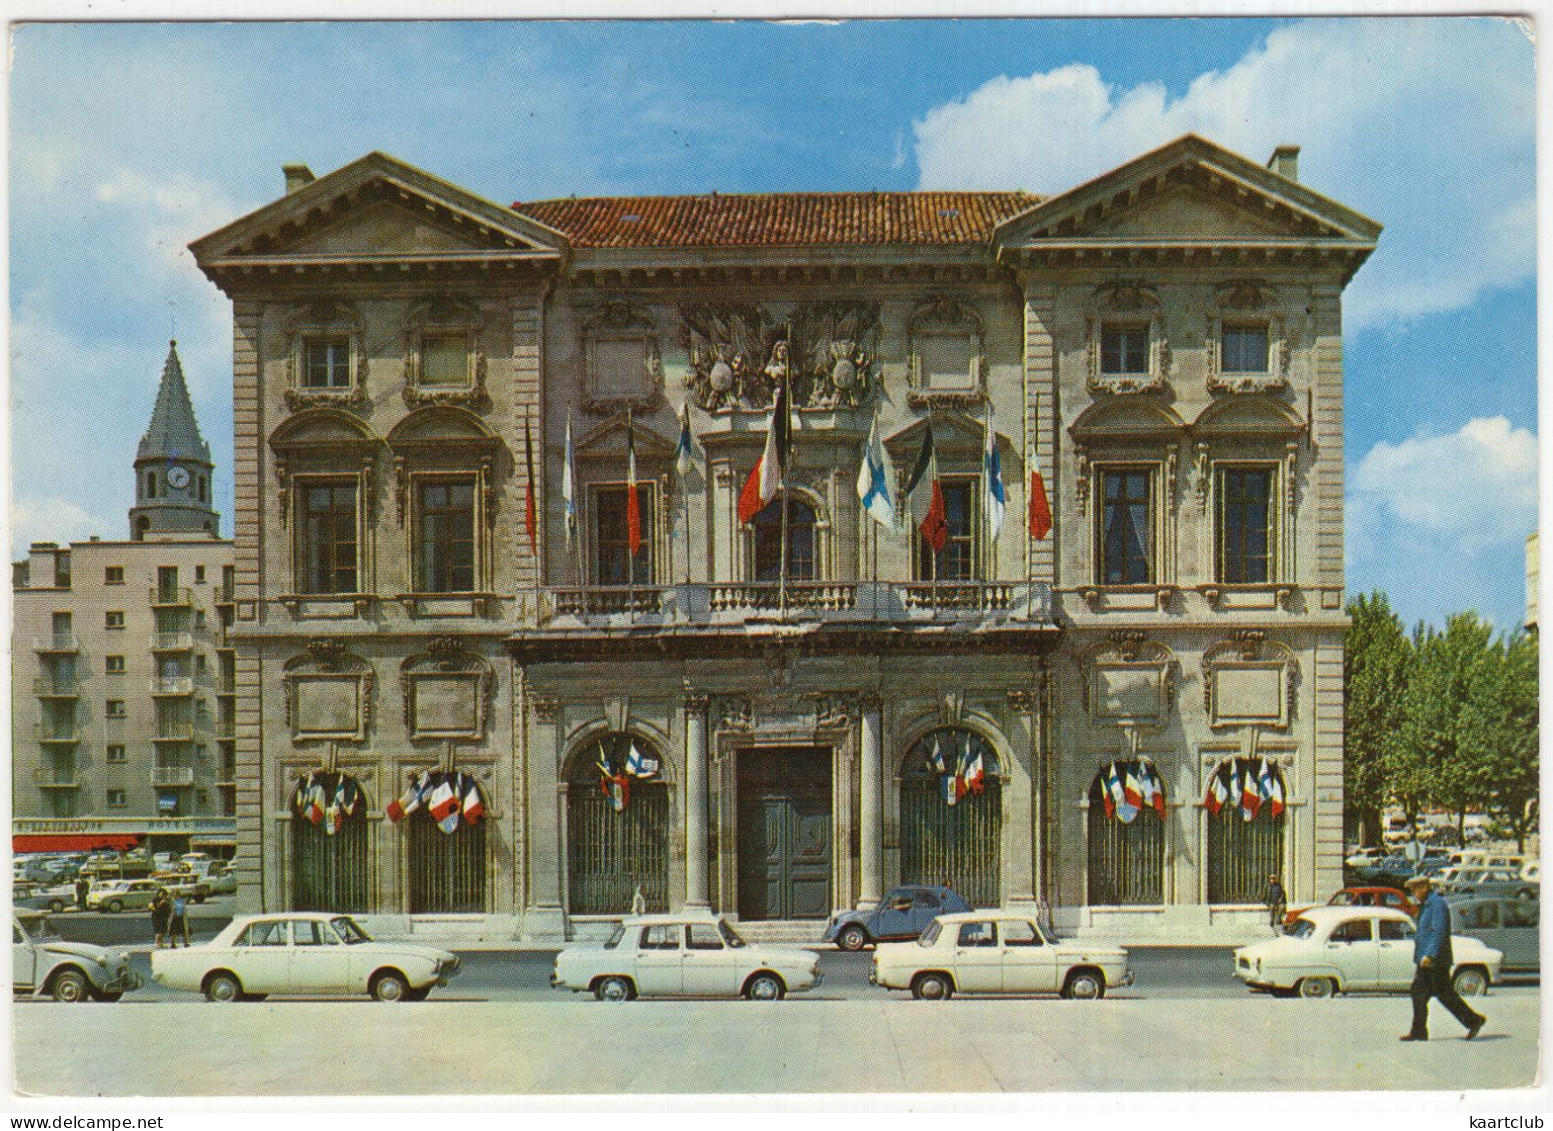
[1408, 962, 1484, 1038]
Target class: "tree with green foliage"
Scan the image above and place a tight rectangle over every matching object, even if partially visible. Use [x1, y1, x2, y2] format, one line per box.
[1343, 592, 1414, 845]
[1463, 629, 1540, 850]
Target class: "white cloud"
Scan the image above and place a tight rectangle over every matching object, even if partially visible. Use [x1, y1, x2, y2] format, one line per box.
[1351, 417, 1538, 547]
[912, 18, 1533, 331]
[9, 498, 112, 558]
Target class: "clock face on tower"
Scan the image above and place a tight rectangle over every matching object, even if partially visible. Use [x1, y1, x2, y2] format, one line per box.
[167, 466, 191, 490]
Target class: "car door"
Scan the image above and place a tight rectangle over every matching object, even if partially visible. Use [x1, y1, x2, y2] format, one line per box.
[909, 890, 942, 935]
[13, 921, 37, 992]
[633, 924, 684, 996]
[1497, 899, 1539, 969]
[287, 918, 353, 993]
[951, 920, 1002, 992]
[231, 918, 294, 994]
[871, 890, 916, 940]
[1325, 916, 1379, 989]
[681, 922, 739, 997]
[997, 918, 1058, 993]
[1376, 917, 1417, 988]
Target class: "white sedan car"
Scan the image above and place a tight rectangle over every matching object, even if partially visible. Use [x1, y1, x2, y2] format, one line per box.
[871, 911, 1134, 1000]
[151, 912, 460, 1002]
[1234, 905, 1501, 999]
[551, 915, 822, 1001]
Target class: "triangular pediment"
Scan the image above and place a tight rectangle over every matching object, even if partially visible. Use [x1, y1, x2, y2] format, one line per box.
[575, 414, 677, 460]
[995, 134, 1381, 248]
[190, 152, 567, 267]
[883, 411, 988, 458]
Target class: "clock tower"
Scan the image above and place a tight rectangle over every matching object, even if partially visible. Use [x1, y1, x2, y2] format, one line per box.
[129, 340, 220, 540]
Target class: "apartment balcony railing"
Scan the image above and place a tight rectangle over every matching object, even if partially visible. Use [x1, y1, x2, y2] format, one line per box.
[32, 722, 80, 744]
[150, 586, 194, 608]
[151, 722, 197, 742]
[150, 633, 195, 652]
[32, 678, 80, 697]
[214, 581, 236, 605]
[32, 763, 80, 788]
[214, 720, 237, 739]
[32, 634, 80, 653]
[215, 676, 237, 695]
[150, 676, 196, 696]
[152, 765, 196, 787]
[536, 581, 1052, 630]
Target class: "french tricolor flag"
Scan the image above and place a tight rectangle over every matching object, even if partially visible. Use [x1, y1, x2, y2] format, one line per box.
[428, 775, 461, 834]
[1240, 760, 1262, 822]
[1205, 765, 1230, 817]
[386, 771, 429, 824]
[738, 381, 791, 524]
[461, 775, 485, 826]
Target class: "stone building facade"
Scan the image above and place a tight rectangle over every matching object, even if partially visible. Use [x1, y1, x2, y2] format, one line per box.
[12, 344, 237, 857]
[190, 135, 1377, 939]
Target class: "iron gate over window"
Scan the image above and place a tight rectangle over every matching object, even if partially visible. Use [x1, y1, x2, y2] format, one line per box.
[899, 728, 1001, 907]
[406, 810, 487, 914]
[566, 734, 670, 915]
[292, 813, 369, 912]
[1086, 762, 1165, 905]
[1206, 758, 1286, 904]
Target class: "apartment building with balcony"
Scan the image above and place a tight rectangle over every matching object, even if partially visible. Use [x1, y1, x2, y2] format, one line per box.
[190, 136, 1376, 938]
[11, 343, 237, 857]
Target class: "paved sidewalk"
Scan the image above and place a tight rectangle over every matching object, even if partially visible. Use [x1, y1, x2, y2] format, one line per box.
[15, 992, 1538, 1096]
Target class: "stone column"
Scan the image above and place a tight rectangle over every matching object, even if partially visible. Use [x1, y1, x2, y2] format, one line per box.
[858, 694, 884, 909]
[1005, 688, 1039, 911]
[684, 694, 711, 910]
[522, 694, 566, 939]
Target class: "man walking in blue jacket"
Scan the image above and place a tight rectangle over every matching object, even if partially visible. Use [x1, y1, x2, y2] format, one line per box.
[1401, 874, 1485, 1041]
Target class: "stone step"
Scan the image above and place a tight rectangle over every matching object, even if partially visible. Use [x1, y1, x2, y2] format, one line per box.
[733, 920, 830, 946]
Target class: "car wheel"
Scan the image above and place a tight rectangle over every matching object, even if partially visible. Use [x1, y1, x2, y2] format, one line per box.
[47, 899, 66, 913]
[204, 971, 243, 1003]
[49, 969, 90, 1003]
[837, 924, 870, 952]
[1452, 967, 1489, 997]
[744, 972, 786, 1001]
[1297, 976, 1336, 999]
[106, 899, 123, 913]
[404, 986, 431, 1002]
[911, 972, 953, 1001]
[370, 969, 410, 1002]
[1062, 969, 1106, 1000]
[593, 975, 635, 1002]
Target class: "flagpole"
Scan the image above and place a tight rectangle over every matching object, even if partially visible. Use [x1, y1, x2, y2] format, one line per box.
[626, 409, 635, 625]
[778, 377, 790, 619]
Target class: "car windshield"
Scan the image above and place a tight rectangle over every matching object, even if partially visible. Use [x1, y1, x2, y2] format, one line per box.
[918, 921, 942, 947]
[603, 924, 626, 950]
[1287, 918, 1317, 940]
[329, 917, 371, 944]
[717, 921, 747, 949]
[18, 916, 58, 941]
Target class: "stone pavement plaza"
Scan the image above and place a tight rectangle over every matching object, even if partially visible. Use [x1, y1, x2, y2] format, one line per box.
[14, 993, 1539, 1096]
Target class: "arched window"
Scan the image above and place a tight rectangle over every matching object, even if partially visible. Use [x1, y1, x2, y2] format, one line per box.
[898, 727, 1001, 907]
[146, 471, 158, 499]
[566, 733, 669, 915]
[1086, 759, 1167, 905]
[752, 493, 817, 581]
[289, 770, 369, 912]
[1204, 757, 1287, 904]
[406, 810, 487, 914]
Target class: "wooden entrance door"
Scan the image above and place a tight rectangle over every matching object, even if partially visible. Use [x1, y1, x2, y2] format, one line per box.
[736, 748, 831, 920]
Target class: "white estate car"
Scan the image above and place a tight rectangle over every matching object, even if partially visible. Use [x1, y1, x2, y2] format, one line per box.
[1234, 905, 1502, 999]
[151, 912, 461, 1002]
[871, 911, 1134, 1000]
[551, 915, 823, 1001]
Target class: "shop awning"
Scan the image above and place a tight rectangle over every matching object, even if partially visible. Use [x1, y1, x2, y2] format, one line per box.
[12, 834, 142, 853]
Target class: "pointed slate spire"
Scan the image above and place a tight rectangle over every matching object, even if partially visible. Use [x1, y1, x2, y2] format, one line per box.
[137, 340, 211, 464]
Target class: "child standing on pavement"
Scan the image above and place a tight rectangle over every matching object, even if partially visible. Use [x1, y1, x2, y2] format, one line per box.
[170, 893, 190, 947]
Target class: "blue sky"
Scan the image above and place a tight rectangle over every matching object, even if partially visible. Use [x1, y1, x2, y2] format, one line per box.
[9, 17, 1537, 631]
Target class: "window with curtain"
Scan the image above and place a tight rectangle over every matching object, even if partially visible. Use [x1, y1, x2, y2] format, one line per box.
[299, 481, 358, 594]
[415, 479, 476, 592]
[593, 484, 654, 586]
[752, 493, 817, 581]
[1100, 467, 1153, 585]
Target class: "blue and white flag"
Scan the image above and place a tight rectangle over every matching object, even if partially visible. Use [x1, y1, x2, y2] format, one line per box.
[563, 413, 578, 552]
[855, 412, 895, 528]
[983, 402, 1005, 540]
[625, 742, 659, 779]
[675, 402, 696, 479]
[927, 733, 948, 776]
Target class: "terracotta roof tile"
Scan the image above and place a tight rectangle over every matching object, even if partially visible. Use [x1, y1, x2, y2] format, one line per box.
[512, 191, 1042, 249]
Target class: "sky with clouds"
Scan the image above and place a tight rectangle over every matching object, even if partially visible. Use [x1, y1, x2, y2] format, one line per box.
[8, 17, 1537, 632]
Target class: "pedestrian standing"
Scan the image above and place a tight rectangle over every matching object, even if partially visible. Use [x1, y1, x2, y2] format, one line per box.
[170, 893, 190, 947]
[150, 889, 171, 948]
[1400, 873, 1485, 1041]
[74, 875, 89, 911]
[1264, 872, 1287, 933]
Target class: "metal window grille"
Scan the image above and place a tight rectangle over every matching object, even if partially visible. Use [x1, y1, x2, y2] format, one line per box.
[1205, 758, 1286, 903]
[1086, 769, 1165, 905]
[899, 729, 1001, 907]
[567, 777, 669, 915]
[291, 813, 369, 912]
[406, 812, 487, 914]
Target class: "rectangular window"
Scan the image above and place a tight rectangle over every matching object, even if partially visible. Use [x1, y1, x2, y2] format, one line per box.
[106, 744, 126, 763]
[593, 484, 654, 586]
[104, 566, 124, 585]
[1101, 324, 1150, 375]
[105, 700, 126, 719]
[1100, 468, 1154, 585]
[105, 611, 125, 629]
[1217, 467, 1274, 584]
[54, 552, 71, 589]
[420, 334, 469, 386]
[300, 481, 358, 595]
[107, 789, 127, 808]
[52, 612, 72, 635]
[195, 565, 206, 584]
[1222, 324, 1270, 373]
[303, 338, 351, 389]
[916, 478, 978, 581]
[415, 479, 477, 593]
[106, 656, 126, 674]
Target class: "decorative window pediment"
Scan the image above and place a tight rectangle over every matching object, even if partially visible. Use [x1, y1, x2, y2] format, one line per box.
[268, 408, 380, 529]
[1206, 281, 1294, 395]
[387, 405, 503, 531]
[1078, 633, 1177, 725]
[583, 301, 663, 414]
[284, 301, 368, 410]
[402, 296, 488, 409]
[1201, 632, 1297, 729]
[908, 297, 985, 408]
[400, 637, 493, 740]
[283, 640, 374, 741]
[1085, 282, 1169, 395]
